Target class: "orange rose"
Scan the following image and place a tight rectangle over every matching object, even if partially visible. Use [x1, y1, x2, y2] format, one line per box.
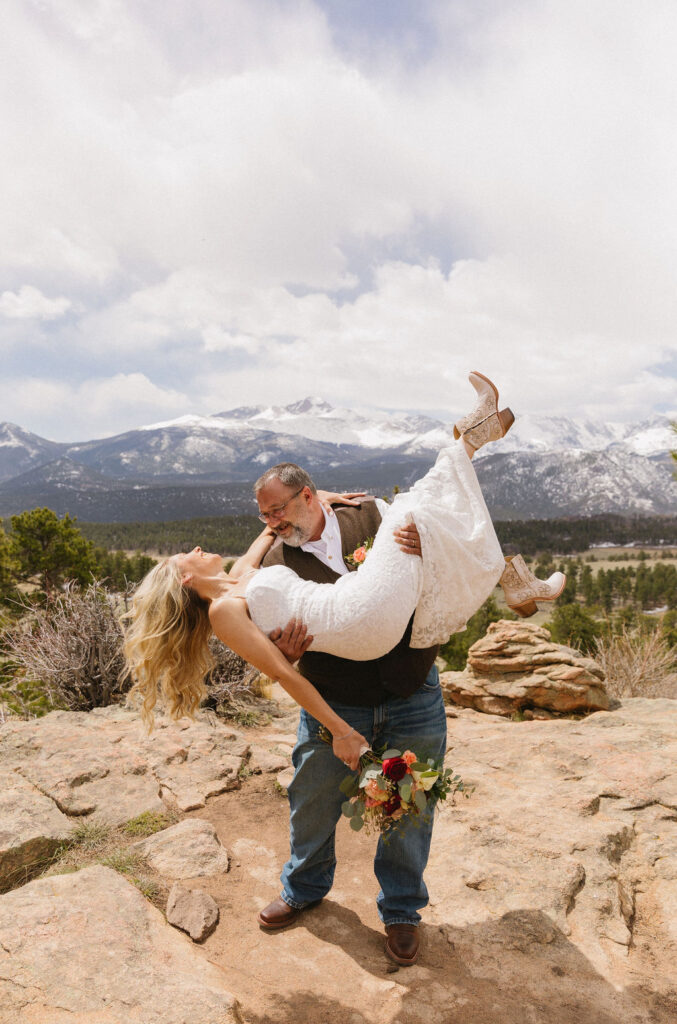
[402, 750, 416, 766]
[353, 546, 367, 563]
[365, 778, 389, 803]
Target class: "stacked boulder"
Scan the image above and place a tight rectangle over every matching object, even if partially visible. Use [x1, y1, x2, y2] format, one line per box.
[441, 620, 609, 718]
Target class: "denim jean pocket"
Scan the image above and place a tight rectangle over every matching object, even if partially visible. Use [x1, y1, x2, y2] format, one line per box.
[298, 709, 327, 743]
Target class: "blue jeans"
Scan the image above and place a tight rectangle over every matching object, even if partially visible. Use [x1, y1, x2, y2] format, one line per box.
[280, 665, 447, 926]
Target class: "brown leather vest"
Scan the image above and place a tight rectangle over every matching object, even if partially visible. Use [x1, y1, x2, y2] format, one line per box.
[262, 499, 439, 706]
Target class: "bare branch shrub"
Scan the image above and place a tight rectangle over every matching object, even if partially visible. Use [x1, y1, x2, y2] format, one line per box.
[594, 628, 677, 699]
[204, 636, 261, 710]
[3, 581, 129, 713]
[3, 583, 263, 720]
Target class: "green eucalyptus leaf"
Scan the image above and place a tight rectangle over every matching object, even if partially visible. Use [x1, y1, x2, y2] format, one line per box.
[414, 789, 428, 811]
[339, 776, 359, 797]
[350, 814, 364, 832]
[399, 783, 412, 803]
[341, 800, 356, 818]
[381, 749, 401, 759]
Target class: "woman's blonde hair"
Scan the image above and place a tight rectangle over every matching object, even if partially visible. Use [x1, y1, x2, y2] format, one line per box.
[122, 558, 214, 730]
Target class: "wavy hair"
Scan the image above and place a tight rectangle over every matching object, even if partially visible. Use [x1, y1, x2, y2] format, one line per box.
[122, 558, 214, 730]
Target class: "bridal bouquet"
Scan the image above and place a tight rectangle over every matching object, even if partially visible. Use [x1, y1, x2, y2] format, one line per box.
[339, 747, 470, 835]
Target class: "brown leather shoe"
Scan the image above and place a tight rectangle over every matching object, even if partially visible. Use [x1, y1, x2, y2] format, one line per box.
[385, 923, 420, 966]
[257, 897, 300, 930]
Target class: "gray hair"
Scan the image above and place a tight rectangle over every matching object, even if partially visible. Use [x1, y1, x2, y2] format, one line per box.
[253, 462, 317, 495]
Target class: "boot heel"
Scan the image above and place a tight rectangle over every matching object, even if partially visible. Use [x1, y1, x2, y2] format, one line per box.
[511, 599, 538, 617]
[498, 408, 515, 436]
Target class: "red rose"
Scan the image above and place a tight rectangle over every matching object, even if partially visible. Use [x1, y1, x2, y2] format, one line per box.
[382, 757, 408, 782]
[383, 795, 401, 816]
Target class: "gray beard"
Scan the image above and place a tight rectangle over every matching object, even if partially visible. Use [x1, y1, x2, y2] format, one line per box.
[276, 524, 308, 547]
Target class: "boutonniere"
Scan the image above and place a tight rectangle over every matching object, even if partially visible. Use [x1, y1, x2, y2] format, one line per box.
[345, 536, 374, 567]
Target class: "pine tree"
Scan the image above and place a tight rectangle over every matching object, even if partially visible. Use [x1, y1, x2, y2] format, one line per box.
[9, 508, 98, 602]
[546, 604, 603, 655]
[440, 596, 517, 670]
[0, 525, 17, 607]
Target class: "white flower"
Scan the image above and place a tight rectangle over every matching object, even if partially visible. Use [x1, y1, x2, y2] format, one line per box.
[411, 769, 438, 791]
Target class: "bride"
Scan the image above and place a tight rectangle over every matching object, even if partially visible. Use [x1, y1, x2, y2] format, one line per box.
[123, 373, 564, 769]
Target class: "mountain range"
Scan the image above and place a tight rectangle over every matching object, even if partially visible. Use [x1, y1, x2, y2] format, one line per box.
[0, 398, 675, 522]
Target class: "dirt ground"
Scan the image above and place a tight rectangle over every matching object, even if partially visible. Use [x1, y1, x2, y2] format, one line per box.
[180, 698, 468, 1024]
[162, 689, 677, 1024]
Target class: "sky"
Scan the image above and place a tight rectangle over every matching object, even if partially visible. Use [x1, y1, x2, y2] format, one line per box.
[1, 0, 676, 442]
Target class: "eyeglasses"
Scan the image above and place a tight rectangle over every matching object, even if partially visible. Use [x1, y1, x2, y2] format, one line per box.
[257, 486, 305, 523]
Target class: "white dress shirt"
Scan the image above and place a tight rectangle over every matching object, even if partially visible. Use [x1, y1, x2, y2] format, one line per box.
[300, 499, 389, 575]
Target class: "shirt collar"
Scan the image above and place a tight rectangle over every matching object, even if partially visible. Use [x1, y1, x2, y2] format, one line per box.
[301, 505, 334, 551]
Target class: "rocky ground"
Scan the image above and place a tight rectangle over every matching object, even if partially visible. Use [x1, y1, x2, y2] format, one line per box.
[1, 637, 677, 1023]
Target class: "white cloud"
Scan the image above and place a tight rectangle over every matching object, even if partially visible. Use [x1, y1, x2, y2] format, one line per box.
[0, 373, 190, 440]
[69, 255, 673, 425]
[0, 0, 675, 439]
[0, 285, 71, 320]
[180, 258, 673, 425]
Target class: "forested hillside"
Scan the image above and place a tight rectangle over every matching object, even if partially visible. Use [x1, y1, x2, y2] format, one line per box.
[69, 513, 677, 558]
[75, 516, 263, 556]
[496, 514, 677, 555]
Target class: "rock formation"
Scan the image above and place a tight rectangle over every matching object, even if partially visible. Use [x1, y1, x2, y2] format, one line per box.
[441, 619, 609, 717]
[0, 865, 239, 1022]
[424, 698, 677, 1019]
[135, 818, 229, 879]
[2, 686, 676, 1022]
[0, 705, 249, 890]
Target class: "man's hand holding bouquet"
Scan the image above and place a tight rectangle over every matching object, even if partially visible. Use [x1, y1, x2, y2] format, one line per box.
[319, 727, 471, 834]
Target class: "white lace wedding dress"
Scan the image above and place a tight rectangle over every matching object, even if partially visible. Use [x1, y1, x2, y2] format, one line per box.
[245, 440, 505, 660]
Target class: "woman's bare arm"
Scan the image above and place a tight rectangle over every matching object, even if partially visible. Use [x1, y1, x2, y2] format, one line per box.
[228, 527, 276, 578]
[208, 597, 367, 768]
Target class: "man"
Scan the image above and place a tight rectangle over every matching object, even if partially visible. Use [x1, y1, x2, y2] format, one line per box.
[254, 463, 446, 967]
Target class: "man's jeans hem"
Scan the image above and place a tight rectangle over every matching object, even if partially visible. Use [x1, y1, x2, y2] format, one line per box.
[383, 916, 421, 928]
[280, 890, 318, 911]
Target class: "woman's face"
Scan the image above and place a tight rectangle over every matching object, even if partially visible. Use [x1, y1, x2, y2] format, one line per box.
[174, 547, 223, 580]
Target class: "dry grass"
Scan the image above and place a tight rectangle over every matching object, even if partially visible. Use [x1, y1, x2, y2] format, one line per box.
[42, 811, 178, 907]
[594, 629, 677, 699]
[583, 546, 677, 571]
[0, 701, 16, 725]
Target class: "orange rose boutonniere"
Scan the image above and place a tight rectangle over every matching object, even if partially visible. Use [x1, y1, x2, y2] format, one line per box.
[344, 536, 374, 568]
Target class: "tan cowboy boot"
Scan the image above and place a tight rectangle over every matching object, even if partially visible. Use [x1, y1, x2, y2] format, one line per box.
[454, 371, 515, 452]
[499, 555, 566, 617]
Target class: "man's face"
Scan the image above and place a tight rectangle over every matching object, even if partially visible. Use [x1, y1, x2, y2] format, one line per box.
[256, 479, 318, 547]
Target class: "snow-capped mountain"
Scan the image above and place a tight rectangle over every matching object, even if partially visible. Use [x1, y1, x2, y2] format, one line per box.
[213, 397, 449, 452]
[0, 399, 674, 521]
[0, 423, 63, 483]
[64, 421, 374, 482]
[213, 400, 674, 460]
[475, 449, 676, 519]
